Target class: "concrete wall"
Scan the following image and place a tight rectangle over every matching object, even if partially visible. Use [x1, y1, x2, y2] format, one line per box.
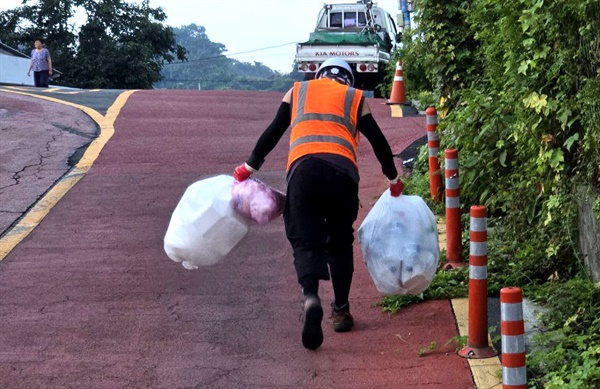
[577, 185, 600, 282]
[0, 54, 34, 86]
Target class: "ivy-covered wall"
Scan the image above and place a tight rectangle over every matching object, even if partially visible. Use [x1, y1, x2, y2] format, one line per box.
[398, 0, 600, 282]
[578, 187, 600, 282]
[393, 0, 600, 386]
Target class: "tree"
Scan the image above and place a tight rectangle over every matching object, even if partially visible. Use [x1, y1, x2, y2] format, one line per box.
[0, 0, 78, 77]
[155, 24, 295, 91]
[156, 24, 235, 90]
[405, 0, 480, 104]
[0, 0, 186, 88]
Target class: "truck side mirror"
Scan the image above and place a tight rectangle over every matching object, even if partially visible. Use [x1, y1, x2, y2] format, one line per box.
[395, 33, 402, 43]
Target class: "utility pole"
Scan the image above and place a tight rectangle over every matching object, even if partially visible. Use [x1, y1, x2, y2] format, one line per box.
[398, 0, 415, 32]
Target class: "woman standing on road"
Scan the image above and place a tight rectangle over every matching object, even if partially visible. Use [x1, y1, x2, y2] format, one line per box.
[27, 38, 52, 88]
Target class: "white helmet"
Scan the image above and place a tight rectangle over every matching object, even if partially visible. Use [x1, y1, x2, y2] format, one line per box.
[315, 58, 354, 87]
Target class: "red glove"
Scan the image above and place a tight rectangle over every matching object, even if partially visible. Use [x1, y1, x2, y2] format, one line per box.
[389, 176, 404, 197]
[233, 163, 256, 181]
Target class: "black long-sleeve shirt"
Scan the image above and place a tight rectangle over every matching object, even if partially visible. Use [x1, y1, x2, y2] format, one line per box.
[246, 101, 398, 181]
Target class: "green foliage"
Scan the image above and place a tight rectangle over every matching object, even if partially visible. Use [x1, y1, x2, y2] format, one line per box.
[392, 27, 432, 99]
[379, 293, 423, 313]
[411, 90, 439, 112]
[155, 24, 296, 91]
[381, 0, 600, 386]
[418, 341, 438, 357]
[442, 0, 597, 284]
[379, 266, 468, 314]
[0, 0, 79, 78]
[74, 0, 186, 89]
[375, 59, 394, 98]
[403, 145, 447, 215]
[0, 0, 186, 89]
[0, 2, 296, 90]
[405, 0, 481, 104]
[579, 76, 600, 186]
[417, 335, 468, 357]
[397, 0, 598, 285]
[526, 279, 600, 388]
[445, 334, 468, 352]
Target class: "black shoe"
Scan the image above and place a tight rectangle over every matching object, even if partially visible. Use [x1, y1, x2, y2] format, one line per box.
[331, 303, 354, 333]
[302, 296, 323, 350]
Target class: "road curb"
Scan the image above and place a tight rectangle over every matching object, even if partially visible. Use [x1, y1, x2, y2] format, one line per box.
[438, 220, 503, 388]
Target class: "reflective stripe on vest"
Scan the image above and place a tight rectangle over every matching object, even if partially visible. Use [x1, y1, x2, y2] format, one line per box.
[290, 135, 357, 161]
[292, 82, 358, 137]
[287, 79, 362, 170]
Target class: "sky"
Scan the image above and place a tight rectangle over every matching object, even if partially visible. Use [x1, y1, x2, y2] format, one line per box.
[0, 0, 404, 73]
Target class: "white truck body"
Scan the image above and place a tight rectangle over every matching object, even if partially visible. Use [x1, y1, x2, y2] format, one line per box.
[295, 44, 391, 65]
[295, 1, 399, 94]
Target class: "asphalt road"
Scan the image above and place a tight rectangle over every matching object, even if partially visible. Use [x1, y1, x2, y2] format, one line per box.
[0, 87, 476, 388]
[0, 92, 98, 234]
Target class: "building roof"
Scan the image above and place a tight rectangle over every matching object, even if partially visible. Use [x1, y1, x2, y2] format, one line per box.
[0, 41, 30, 59]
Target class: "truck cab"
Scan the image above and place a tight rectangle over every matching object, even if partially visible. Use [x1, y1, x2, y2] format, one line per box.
[314, 3, 399, 49]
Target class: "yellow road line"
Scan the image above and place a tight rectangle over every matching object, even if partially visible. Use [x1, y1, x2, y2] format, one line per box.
[3, 86, 31, 92]
[43, 90, 81, 95]
[390, 105, 403, 118]
[0, 89, 137, 262]
[0, 169, 84, 259]
[451, 298, 502, 388]
[3, 86, 80, 94]
[437, 220, 446, 251]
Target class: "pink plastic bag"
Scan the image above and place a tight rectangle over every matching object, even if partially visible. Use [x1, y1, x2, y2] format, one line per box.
[231, 178, 286, 224]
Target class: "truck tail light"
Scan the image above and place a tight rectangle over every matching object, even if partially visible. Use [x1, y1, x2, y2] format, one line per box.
[357, 63, 377, 73]
[299, 63, 308, 71]
[308, 63, 317, 72]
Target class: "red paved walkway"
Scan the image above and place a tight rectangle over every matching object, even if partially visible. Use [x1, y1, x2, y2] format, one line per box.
[0, 90, 474, 388]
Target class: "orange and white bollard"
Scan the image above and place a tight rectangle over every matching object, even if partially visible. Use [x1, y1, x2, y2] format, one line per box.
[458, 205, 497, 358]
[501, 287, 527, 389]
[388, 60, 406, 104]
[444, 149, 464, 269]
[426, 107, 442, 202]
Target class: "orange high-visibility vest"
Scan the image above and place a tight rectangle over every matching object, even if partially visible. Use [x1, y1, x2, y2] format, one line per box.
[287, 78, 363, 170]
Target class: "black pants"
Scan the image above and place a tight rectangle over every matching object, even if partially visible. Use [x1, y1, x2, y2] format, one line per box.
[33, 70, 49, 88]
[284, 157, 359, 306]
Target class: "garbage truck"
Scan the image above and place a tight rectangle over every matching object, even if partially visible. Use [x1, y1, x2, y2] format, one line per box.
[295, 0, 401, 97]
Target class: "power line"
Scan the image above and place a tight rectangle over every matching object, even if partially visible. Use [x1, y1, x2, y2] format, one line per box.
[225, 40, 301, 56]
[231, 52, 294, 60]
[165, 40, 301, 65]
[157, 79, 296, 83]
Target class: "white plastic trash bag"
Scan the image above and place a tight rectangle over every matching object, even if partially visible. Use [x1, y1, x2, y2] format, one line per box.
[358, 191, 439, 295]
[231, 178, 286, 224]
[164, 175, 250, 269]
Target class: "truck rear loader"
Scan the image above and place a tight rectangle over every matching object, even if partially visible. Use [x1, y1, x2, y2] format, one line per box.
[295, 0, 400, 97]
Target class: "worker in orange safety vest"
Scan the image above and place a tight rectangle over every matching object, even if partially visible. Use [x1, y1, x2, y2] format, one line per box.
[233, 58, 403, 350]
